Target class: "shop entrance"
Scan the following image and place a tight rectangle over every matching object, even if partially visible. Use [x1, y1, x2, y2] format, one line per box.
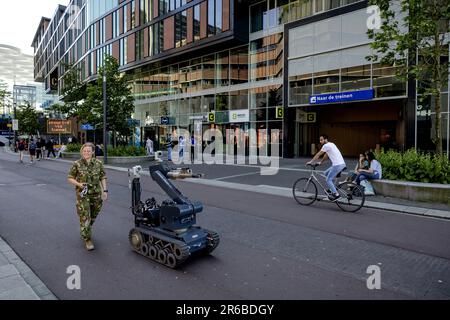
[294, 100, 404, 157]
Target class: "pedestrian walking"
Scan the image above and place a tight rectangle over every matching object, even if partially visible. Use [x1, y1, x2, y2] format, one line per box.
[67, 143, 108, 251]
[190, 135, 196, 163]
[29, 139, 37, 163]
[18, 139, 25, 163]
[145, 137, 154, 156]
[178, 135, 185, 160]
[36, 138, 43, 161]
[46, 138, 56, 158]
[166, 134, 173, 161]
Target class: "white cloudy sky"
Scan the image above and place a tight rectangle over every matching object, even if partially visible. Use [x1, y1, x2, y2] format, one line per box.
[0, 0, 70, 55]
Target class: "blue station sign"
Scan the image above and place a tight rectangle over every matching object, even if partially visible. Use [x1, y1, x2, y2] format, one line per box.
[309, 89, 374, 105]
[81, 124, 94, 130]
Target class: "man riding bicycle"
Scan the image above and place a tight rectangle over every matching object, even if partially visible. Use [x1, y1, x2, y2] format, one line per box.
[307, 135, 346, 202]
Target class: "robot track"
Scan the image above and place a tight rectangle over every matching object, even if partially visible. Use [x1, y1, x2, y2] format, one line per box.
[129, 228, 190, 268]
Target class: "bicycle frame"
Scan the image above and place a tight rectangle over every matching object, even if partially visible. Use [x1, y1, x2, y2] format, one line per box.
[306, 170, 334, 195]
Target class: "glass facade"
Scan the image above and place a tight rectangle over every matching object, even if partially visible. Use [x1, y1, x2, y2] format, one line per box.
[33, 0, 450, 157]
[250, 0, 362, 33]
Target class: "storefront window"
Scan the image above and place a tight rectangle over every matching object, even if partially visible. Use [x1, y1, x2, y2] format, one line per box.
[313, 69, 340, 94]
[202, 95, 215, 112]
[229, 90, 249, 110]
[215, 93, 229, 111]
[340, 64, 371, 92]
[179, 98, 190, 114]
[250, 87, 267, 109]
[268, 85, 283, 107]
[372, 64, 406, 98]
[289, 74, 312, 105]
[191, 96, 202, 114]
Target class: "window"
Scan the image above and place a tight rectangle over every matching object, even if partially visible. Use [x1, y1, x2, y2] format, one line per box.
[230, 46, 248, 85]
[123, 5, 128, 32]
[193, 4, 200, 41]
[216, 0, 222, 32]
[140, 0, 148, 25]
[216, 50, 229, 87]
[250, 1, 267, 33]
[131, 0, 136, 29]
[136, 30, 144, 60]
[120, 37, 127, 65]
[208, 0, 215, 36]
[175, 11, 188, 48]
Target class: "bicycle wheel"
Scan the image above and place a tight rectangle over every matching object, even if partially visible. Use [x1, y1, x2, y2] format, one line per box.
[335, 182, 365, 212]
[293, 178, 318, 206]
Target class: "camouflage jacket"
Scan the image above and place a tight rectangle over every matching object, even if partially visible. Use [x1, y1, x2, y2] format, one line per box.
[68, 158, 106, 196]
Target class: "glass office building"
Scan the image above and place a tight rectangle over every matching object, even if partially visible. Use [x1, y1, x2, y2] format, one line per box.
[33, 0, 449, 156]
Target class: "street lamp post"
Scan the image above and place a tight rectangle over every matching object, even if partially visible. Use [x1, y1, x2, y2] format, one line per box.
[103, 69, 108, 164]
[13, 104, 17, 151]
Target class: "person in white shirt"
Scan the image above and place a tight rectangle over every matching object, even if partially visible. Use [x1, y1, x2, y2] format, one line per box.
[356, 151, 382, 185]
[178, 136, 185, 160]
[307, 135, 346, 201]
[145, 137, 154, 156]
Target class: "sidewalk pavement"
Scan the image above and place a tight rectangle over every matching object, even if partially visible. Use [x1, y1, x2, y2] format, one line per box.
[0, 237, 57, 300]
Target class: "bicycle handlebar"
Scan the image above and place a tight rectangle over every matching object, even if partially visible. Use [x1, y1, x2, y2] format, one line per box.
[306, 163, 321, 169]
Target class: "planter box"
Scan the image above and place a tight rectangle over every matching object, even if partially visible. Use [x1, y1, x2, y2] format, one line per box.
[371, 179, 450, 204]
[62, 152, 154, 164]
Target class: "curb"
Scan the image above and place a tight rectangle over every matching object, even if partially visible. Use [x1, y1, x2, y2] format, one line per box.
[0, 237, 57, 300]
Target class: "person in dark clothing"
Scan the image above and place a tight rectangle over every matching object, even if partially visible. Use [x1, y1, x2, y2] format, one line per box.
[46, 139, 56, 158]
[36, 138, 43, 160]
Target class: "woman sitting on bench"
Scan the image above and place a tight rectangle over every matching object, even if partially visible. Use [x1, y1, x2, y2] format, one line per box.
[355, 151, 382, 185]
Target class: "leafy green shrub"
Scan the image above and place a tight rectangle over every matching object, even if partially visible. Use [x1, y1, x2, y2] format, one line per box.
[65, 143, 146, 156]
[66, 143, 82, 152]
[107, 145, 146, 157]
[376, 149, 450, 184]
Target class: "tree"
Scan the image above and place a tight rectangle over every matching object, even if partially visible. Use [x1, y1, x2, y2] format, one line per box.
[367, 0, 450, 155]
[16, 103, 42, 136]
[0, 79, 11, 115]
[83, 55, 135, 147]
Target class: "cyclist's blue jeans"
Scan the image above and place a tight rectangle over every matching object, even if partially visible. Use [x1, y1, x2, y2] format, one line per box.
[324, 164, 346, 194]
[356, 171, 380, 185]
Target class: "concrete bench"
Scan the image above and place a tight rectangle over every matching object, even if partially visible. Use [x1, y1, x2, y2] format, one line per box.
[371, 179, 450, 204]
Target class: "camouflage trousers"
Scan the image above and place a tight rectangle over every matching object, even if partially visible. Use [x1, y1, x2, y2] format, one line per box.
[76, 194, 103, 241]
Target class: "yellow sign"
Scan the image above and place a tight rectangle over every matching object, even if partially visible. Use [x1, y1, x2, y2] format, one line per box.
[276, 107, 284, 119]
[296, 111, 316, 123]
[208, 112, 215, 123]
[306, 113, 316, 123]
[7, 124, 12, 128]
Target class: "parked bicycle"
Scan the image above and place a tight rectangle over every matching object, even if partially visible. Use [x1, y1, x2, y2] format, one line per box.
[292, 163, 365, 212]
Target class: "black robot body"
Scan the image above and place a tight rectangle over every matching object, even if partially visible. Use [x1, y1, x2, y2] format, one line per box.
[128, 163, 219, 268]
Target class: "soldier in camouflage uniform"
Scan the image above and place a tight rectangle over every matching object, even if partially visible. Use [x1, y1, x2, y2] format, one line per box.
[68, 143, 108, 251]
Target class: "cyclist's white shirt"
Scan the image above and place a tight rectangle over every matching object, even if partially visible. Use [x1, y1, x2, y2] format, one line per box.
[321, 142, 345, 166]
